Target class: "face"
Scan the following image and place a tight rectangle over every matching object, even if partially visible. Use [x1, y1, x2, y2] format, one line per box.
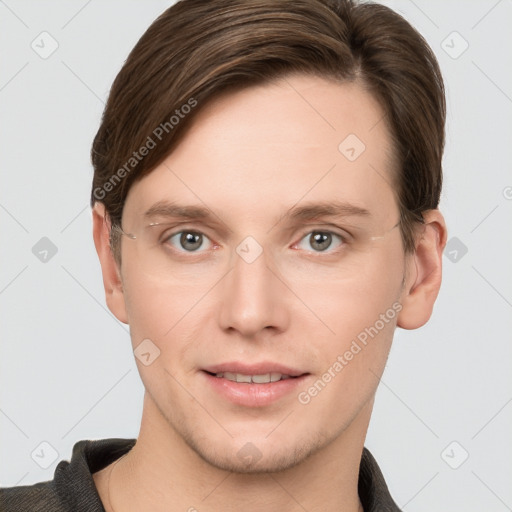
[117, 74, 410, 473]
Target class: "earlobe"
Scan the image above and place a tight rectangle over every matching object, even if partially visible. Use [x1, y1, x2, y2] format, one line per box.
[397, 209, 447, 330]
[92, 203, 129, 324]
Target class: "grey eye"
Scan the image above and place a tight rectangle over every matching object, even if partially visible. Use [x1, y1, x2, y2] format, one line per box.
[297, 231, 344, 253]
[309, 232, 332, 251]
[167, 231, 210, 252]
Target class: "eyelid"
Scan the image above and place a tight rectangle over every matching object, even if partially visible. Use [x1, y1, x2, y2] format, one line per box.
[149, 219, 229, 240]
[152, 222, 215, 242]
[293, 223, 353, 242]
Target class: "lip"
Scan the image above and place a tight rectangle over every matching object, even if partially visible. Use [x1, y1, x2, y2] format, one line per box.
[202, 361, 304, 377]
[201, 361, 309, 407]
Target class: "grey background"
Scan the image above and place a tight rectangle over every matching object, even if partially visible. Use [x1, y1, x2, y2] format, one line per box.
[1, 0, 511, 510]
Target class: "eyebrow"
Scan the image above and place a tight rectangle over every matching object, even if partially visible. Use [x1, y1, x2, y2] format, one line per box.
[284, 201, 371, 221]
[142, 199, 371, 224]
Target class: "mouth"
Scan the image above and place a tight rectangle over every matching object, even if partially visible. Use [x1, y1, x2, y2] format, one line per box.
[201, 362, 309, 407]
[204, 371, 295, 384]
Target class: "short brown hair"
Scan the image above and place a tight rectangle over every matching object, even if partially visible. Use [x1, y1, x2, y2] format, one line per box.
[91, 0, 445, 261]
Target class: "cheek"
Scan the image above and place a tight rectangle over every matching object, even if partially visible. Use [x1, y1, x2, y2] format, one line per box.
[303, 246, 403, 324]
[121, 274, 202, 401]
[121, 260, 198, 350]
[294, 258, 402, 420]
[120, 256, 221, 386]
[298, 246, 404, 370]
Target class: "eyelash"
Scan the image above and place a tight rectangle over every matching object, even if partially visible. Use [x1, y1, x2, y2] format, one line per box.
[160, 226, 350, 257]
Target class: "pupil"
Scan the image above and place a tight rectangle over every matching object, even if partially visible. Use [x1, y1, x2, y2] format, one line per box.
[181, 232, 202, 251]
[311, 232, 331, 251]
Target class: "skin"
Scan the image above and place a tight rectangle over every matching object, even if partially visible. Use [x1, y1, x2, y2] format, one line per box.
[91, 74, 447, 512]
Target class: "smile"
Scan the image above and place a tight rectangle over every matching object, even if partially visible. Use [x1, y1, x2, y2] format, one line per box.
[212, 372, 292, 383]
[201, 363, 309, 407]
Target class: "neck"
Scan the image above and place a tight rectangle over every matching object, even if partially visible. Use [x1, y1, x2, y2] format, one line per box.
[102, 393, 372, 512]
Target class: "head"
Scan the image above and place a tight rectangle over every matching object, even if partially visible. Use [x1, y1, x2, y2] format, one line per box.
[92, 0, 447, 473]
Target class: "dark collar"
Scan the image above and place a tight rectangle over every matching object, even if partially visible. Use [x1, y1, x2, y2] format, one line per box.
[359, 447, 402, 511]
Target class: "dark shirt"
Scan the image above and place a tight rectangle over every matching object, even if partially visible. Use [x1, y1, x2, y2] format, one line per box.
[0, 438, 402, 511]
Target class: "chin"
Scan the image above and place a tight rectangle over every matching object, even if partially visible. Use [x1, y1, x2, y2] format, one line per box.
[181, 428, 329, 474]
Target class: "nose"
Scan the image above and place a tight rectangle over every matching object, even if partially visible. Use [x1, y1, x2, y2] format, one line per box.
[217, 242, 290, 338]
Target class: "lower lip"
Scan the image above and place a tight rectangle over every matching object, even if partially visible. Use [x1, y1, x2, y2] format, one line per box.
[202, 371, 308, 407]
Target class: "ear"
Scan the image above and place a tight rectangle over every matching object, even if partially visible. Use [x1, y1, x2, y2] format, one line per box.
[397, 209, 447, 330]
[92, 203, 129, 324]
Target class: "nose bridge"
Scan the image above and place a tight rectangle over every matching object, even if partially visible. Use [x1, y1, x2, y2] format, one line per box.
[218, 238, 286, 335]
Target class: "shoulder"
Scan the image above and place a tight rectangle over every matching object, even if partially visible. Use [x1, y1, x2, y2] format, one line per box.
[0, 479, 67, 512]
[0, 438, 136, 512]
[0, 479, 63, 511]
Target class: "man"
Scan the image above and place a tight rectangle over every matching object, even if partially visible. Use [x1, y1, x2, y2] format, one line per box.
[0, 0, 447, 510]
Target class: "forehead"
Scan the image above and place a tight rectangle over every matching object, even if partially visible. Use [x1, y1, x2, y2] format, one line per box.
[179, 73, 390, 151]
[124, 74, 398, 228]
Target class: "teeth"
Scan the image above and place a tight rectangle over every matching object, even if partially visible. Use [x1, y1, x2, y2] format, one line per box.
[214, 372, 292, 383]
[236, 373, 252, 383]
[252, 373, 271, 384]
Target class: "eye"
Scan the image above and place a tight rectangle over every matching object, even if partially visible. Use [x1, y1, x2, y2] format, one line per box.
[160, 228, 347, 254]
[165, 230, 213, 252]
[295, 230, 346, 253]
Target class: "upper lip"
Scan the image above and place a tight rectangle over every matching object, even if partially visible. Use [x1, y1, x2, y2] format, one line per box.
[203, 361, 306, 377]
